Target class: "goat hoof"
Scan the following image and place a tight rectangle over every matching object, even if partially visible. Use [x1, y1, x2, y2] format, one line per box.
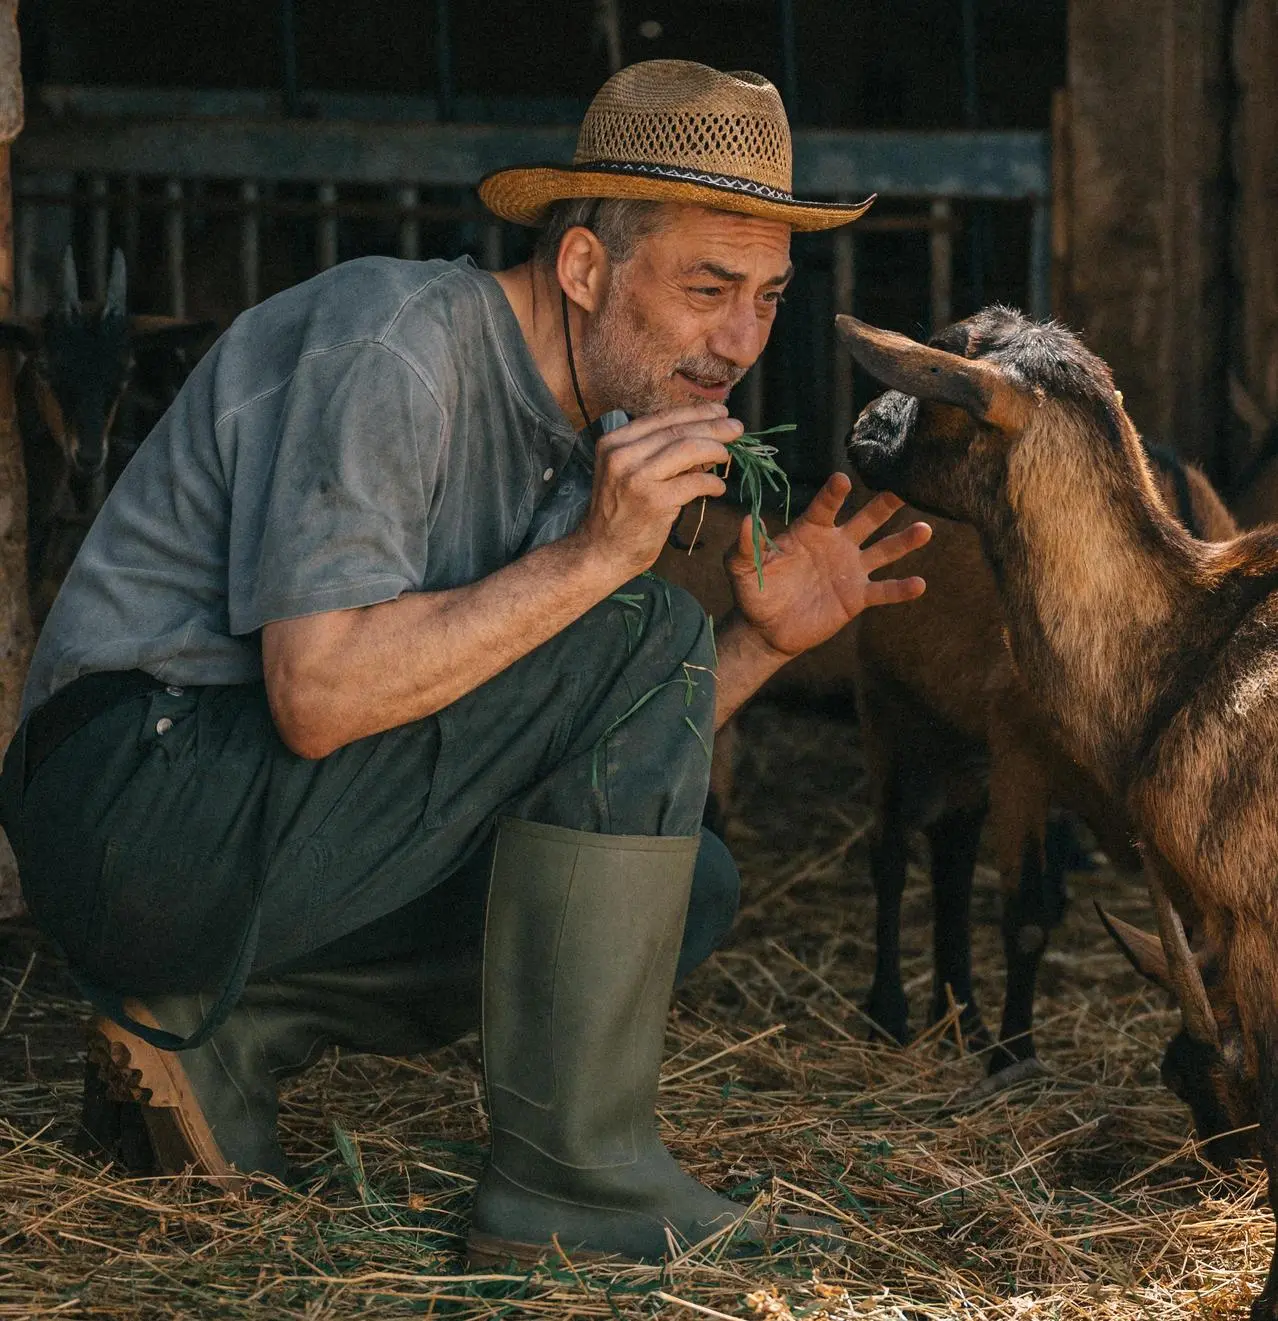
[961, 1056, 1049, 1106]
[862, 998, 909, 1046]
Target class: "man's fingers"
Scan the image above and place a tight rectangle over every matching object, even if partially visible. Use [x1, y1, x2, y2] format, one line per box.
[663, 471, 728, 510]
[845, 489, 907, 541]
[641, 433, 734, 481]
[602, 401, 732, 444]
[864, 574, 927, 607]
[860, 520, 932, 572]
[798, 472, 853, 528]
[733, 511, 762, 559]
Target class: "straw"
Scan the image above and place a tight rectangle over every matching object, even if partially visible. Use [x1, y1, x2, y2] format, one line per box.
[0, 697, 1269, 1319]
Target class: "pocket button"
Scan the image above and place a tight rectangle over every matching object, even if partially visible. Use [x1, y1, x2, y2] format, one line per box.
[155, 717, 174, 735]
[165, 685, 184, 697]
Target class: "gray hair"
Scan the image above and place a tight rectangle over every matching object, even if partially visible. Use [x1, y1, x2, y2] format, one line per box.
[533, 197, 668, 269]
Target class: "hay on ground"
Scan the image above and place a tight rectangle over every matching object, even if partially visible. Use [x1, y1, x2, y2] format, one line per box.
[0, 700, 1267, 1319]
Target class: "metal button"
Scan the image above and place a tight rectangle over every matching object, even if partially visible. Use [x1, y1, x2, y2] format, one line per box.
[542, 466, 555, 482]
[165, 685, 184, 697]
[155, 717, 174, 735]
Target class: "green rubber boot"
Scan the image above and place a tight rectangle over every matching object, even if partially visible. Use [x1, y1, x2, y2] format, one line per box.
[466, 818, 785, 1265]
[81, 947, 481, 1187]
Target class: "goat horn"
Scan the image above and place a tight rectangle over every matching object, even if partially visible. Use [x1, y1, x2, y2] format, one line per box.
[60, 246, 81, 317]
[1147, 871, 1220, 1049]
[1095, 902, 1172, 987]
[103, 249, 127, 321]
[835, 314, 1030, 432]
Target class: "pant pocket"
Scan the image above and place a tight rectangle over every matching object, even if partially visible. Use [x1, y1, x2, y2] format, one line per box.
[84, 837, 255, 995]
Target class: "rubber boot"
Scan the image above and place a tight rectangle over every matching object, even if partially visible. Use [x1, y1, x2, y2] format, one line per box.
[467, 818, 783, 1265]
[81, 947, 481, 1187]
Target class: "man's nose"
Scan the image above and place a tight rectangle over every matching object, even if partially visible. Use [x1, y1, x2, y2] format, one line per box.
[707, 298, 766, 371]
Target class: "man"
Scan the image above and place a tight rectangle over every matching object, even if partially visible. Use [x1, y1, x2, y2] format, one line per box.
[0, 60, 929, 1262]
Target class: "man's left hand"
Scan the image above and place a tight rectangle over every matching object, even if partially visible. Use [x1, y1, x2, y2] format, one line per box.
[725, 473, 931, 659]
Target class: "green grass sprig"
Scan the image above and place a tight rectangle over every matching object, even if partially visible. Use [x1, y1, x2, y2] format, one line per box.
[692, 423, 796, 589]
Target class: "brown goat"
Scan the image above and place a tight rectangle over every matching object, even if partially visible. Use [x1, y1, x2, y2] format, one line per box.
[660, 455, 1236, 1090]
[840, 304, 1278, 1320]
[854, 451, 1237, 1083]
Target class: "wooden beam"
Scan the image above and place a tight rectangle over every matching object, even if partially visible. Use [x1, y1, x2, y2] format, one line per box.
[13, 120, 1051, 200]
[0, 0, 28, 920]
[1231, 0, 1278, 473]
[1066, 0, 1230, 467]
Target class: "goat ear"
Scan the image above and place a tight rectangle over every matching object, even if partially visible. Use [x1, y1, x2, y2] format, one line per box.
[835, 314, 1031, 432]
[102, 249, 127, 321]
[1095, 902, 1172, 987]
[59, 246, 82, 318]
[128, 316, 216, 350]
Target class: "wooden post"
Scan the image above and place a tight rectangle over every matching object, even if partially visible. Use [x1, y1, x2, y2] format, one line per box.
[1066, 0, 1231, 466]
[0, 0, 28, 919]
[1230, 0, 1278, 477]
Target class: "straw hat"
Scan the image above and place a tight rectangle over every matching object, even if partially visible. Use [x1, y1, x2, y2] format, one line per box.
[479, 60, 874, 233]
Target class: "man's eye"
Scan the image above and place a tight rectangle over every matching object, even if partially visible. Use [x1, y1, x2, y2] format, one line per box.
[761, 291, 786, 306]
[692, 286, 724, 297]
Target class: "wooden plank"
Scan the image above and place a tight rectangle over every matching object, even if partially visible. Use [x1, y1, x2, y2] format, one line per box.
[1066, 0, 1230, 465]
[0, 0, 28, 919]
[1231, 0, 1278, 472]
[34, 82, 587, 126]
[13, 119, 1051, 200]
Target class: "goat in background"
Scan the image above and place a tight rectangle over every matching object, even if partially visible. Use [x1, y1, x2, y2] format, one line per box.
[0, 247, 213, 619]
[841, 304, 1278, 1321]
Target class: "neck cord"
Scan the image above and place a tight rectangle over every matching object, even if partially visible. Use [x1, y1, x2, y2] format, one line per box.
[561, 289, 599, 438]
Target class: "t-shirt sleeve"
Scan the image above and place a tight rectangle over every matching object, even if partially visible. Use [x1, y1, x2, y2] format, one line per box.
[230, 340, 442, 634]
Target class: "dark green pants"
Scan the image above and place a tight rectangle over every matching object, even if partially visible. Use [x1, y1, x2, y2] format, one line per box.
[2, 577, 734, 1016]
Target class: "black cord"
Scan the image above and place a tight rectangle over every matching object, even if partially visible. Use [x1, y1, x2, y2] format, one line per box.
[562, 288, 599, 439]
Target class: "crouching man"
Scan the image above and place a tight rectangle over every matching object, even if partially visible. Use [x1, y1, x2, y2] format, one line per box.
[0, 60, 929, 1263]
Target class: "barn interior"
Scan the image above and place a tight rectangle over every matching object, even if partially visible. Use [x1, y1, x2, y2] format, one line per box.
[0, 1, 1276, 1317]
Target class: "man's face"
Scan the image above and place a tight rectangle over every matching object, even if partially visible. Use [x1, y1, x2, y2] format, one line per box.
[578, 205, 793, 418]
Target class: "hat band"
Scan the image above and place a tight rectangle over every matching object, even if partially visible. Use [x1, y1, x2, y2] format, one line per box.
[575, 158, 796, 203]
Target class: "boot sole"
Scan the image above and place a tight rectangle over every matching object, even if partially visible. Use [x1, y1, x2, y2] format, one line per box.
[465, 1230, 625, 1270]
[86, 1001, 246, 1193]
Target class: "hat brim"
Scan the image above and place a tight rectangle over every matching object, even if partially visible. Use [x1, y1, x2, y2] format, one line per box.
[478, 165, 875, 233]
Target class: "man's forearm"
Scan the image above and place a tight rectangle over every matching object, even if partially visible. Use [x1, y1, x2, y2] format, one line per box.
[710, 610, 791, 731]
[264, 531, 627, 758]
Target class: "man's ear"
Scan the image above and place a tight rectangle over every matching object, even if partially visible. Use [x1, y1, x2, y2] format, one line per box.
[556, 226, 610, 315]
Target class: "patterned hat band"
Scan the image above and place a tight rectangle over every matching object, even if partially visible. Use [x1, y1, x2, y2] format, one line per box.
[574, 159, 798, 204]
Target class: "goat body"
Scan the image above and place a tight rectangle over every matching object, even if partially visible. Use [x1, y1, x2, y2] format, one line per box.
[840, 305, 1278, 1320]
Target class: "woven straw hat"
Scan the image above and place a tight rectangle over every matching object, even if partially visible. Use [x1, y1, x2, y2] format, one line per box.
[479, 60, 874, 233]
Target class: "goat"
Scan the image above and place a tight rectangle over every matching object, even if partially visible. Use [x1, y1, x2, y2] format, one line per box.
[659, 453, 1236, 1089]
[840, 304, 1278, 1320]
[0, 248, 213, 619]
[854, 449, 1237, 1084]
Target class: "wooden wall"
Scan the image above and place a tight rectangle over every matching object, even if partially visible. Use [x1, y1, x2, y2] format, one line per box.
[1063, 0, 1277, 480]
[1062, 0, 1232, 467]
[1231, 0, 1278, 461]
[0, 0, 26, 920]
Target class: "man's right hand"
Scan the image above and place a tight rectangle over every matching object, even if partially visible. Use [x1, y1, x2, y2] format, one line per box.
[569, 402, 742, 581]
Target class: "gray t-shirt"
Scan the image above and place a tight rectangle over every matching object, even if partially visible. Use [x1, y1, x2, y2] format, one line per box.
[22, 255, 588, 718]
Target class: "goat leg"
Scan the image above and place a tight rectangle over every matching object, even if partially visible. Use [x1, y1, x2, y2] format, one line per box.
[987, 729, 1058, 1075]
[926, 802, 990, 1051]
[863, 779, 912, 1045]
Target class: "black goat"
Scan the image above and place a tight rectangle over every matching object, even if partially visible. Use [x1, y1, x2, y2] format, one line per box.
[0, 248, 212, 618]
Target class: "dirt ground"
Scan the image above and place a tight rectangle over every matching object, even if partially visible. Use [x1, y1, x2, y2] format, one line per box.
[0, 700, 1267, 1319]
